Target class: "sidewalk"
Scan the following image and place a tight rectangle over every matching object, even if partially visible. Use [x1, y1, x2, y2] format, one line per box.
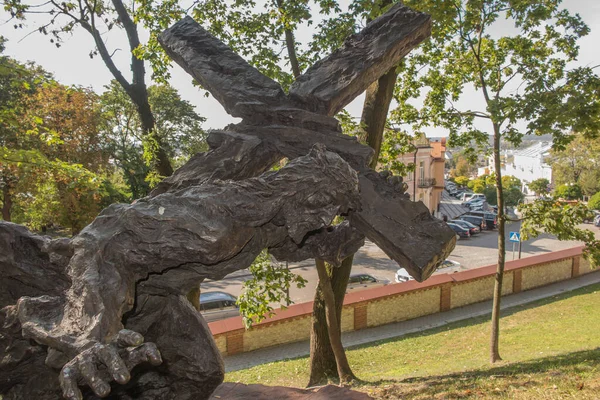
[223, 270, 600, 372]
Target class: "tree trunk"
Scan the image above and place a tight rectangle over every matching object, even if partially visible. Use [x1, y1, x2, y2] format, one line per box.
[314, 259, 356, 384]
[307, 255, 354, 386]
[2, 182, 12, 222]
[83, 0, 174, 179]
[187, 285, 201, 311]
[275, 0, 301, 79]
[490, 123, 505, 363]
[133, 87, 174, 178]
[307, 66, 398, 386]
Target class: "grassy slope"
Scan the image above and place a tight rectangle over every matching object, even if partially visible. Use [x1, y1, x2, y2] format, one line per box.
[227, 283, 600, 398]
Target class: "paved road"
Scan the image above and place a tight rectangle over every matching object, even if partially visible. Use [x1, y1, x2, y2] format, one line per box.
[202, 222, 600, 304]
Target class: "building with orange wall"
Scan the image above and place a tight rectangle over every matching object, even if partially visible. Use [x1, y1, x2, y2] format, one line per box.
[398, 136, 446, 216]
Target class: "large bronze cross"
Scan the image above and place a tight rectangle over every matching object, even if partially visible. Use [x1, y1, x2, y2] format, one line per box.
[155, 3, 455, 281]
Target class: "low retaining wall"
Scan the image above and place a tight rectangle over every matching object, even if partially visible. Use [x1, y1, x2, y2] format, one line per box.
[208, 246, 593, 356]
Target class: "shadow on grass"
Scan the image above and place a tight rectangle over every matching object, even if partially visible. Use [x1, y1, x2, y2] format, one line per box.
[344, 281, 600, 354]
[357, 347, 600, 389]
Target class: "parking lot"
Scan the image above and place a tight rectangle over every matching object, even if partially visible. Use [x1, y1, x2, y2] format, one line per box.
[202, 221, 599, 305]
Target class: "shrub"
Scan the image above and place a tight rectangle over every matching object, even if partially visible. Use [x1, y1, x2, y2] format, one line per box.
[588, 192, 600, 210]
[455, 176, 470, 187]
[554, 184, 583, 200]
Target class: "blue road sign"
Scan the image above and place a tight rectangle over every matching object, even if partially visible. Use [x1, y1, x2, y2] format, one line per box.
[509, 231, 521, 242]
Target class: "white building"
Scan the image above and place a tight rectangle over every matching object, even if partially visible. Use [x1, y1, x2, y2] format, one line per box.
[481, 141, 553, 194]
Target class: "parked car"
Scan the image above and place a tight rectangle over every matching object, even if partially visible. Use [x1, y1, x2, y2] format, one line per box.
[454, 190, 467, 198]
[199, 291, 239, 322]
[347, 274, 390, 292]
[395, 268, 415, 283]
[462, 194, 486, 205]
[459, 215, 485, 230]
[464, 199, 486, 208]
[460, 192, 474, 201]
[470, 200, 488, 208]
[450, 219, 480, 234]
[447, 222, 471, 238]
[438, 259, 462, 271]
[466, 210, 497, 229]
[585, 210, 600, 224]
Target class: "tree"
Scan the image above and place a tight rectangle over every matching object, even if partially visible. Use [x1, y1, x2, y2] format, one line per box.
[0, 43, 132, 232]
[395, 0, 600, 363]
[6, 0, 175, 178]
[100, 81, 207, 195]
[455, 176, 470, 187]
[452, 157, 472, 177]
[467, 177, 486, 193]
[23, 82, 115, 234]
[528, 178, 550, 196]
[520, 199, 600, 266]
[550, 135, 600, 196]
[501, 175, 521, 191]
[0, 38, 48, 222]
[588, 192, 600, 211]
[554, 183, 583, 200]
[154, 0, 415, 384]
[236, 251, 307, 329]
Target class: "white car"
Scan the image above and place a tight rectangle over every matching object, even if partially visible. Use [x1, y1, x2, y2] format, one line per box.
[462, 193, 486, 203]
[395, 268, 415, 283]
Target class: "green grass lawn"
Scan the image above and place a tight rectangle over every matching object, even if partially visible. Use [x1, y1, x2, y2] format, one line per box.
[227, 282, 600, 398]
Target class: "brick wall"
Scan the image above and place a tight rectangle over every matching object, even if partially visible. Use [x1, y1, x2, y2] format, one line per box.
[366, 287, 440, 327]
[451, 273, 513, 309]
[521, 259, 572, 291]
[208, 246, 595, 356]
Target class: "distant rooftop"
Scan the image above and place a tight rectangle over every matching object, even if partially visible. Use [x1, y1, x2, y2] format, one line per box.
[513, 141, 552, 157]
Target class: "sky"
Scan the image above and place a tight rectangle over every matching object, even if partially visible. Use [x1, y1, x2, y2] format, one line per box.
[1, 0, 599, 136]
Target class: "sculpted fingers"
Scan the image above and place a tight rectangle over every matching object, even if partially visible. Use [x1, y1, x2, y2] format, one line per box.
[96, 343, 130, 385]
[78, 355, 111, 398]
[115, 329, 144, 347]
[58, 331, 161, 399]
[124, 342, 163, 370]
[59, 363, 83, 400]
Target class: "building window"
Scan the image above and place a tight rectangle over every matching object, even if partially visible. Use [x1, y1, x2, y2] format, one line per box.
[419, 161, 425, 181]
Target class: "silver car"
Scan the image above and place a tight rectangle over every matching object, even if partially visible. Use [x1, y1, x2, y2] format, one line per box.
[346, 274, 390, 292]
[199, 291, 240, 322]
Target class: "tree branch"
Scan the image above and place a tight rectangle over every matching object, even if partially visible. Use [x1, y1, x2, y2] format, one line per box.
[49, 0, 132, 92]
[275, 0, 301, 78]
[110, 0, 145, 89]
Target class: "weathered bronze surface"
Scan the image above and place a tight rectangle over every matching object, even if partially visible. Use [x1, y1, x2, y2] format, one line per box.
[0, 4, 454, 399]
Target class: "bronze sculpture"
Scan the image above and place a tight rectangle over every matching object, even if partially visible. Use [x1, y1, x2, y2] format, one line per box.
[0, 4, 455, 399]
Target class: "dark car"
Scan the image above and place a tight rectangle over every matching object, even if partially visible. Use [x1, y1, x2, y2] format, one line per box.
[199, 291, 239, 322]
[447, 222, 471, 238]
[466, 210, 497, 229]
[459, 215, 485, 230]
[450, 219, 480, 235]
